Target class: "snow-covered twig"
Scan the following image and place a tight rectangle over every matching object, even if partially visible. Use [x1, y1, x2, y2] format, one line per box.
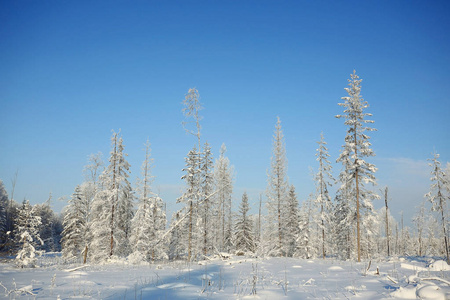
[386, 275, 398, 284]
[0, 282, 36, 296]
[64, 264, 90, 272]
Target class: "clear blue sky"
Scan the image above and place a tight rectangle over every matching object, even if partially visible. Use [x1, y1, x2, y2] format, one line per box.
[1, 1, 449, 226]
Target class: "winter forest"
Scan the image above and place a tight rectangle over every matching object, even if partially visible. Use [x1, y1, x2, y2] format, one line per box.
[1, 71, 449, 298]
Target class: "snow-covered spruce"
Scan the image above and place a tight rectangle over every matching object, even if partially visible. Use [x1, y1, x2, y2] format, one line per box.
[14, 200, 43, 268]
[234, 192, 255, 254]
[213, 143, 234, 253]
[265, 116, 289, 257]
[425, 152, 449, 264]
[89, 130, 133, 263]
[61, 185, 87, 261]
[129, 140, 168, 263]
[314, 132, 335, 259]
[336, 70, 379, 262]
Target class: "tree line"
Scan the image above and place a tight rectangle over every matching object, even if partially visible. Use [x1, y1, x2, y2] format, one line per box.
[1, 71, 448, 266]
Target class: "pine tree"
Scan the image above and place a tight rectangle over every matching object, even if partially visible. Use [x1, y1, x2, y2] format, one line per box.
[62, 186, 87, 261]
[285, 185, 300, 257]
[425, 152, 449, 263]
[14, 200, 43, 267]
[314, 133, 334, 259]
[336, 70, 378, 262]
[213, 144, 234, 252]
[234, 192, 255, 253]
[266, 117, 289, 256]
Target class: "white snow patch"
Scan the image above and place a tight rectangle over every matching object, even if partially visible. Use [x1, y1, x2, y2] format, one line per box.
[345, 285, 366, 291]
[401, 263, 427, 271]
[416, 284, 446, 300]
[390, 286, 417, 299]
[72, 280, 96, 286]
[328, 266, 344, 271]
[429, 260, 450, 271]
[157, 282, 196, 289]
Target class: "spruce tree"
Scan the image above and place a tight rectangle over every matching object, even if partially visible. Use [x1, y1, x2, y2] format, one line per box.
[266, 116, 289, 256]
[14, 200, 43, 267]
[129, 140, 154, 263]
[62, 186, 87, 261]
[199, 142, 214, 255]
[336, 70, 378, 262]
[89, 130, 133, 262]
[425, 152, 449, 264]
[181, 88, 203, 260]
[314, 133, 334, 259]
[213, 144, 234, 253]
[177, 147, 200, 261]
[234, 192, 255, 253]
[285, 185, 300, 257]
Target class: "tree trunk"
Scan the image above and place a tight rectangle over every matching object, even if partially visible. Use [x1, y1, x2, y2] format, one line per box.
[278, 200, 282, 256]
[203, 203, 207, 256]
[258, 194, 262, 245]
[384, 187, 390, 257]
[439, 190, 449, 264]
[110, 203, 115, 257]
[356, 168, 361, 262]
[83, 246, 88, 264]
[188, 200, 193, 262]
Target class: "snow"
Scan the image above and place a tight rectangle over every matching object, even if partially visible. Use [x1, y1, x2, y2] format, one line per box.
[429, 260, 450, 271]
[0, 254, 449, 299]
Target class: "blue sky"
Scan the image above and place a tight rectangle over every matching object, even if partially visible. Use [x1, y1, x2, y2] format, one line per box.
[1, 1, 449, 225]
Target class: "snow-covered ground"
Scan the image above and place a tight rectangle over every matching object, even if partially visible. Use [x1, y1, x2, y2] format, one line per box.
[0, 254, 449, 299]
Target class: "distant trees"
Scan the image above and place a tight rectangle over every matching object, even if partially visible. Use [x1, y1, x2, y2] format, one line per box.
[6, 72, 450, 266]
[35, 194, 62, 252]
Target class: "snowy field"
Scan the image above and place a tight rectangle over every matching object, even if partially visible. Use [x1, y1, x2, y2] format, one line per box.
[0, 254, 449, 299]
